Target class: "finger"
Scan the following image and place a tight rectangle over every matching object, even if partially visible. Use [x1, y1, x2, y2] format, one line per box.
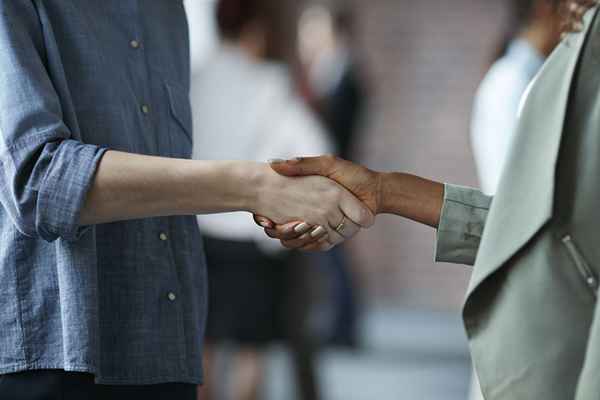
[264, 222, 297, 239]
[338, 189, 375, 228]
[282, 226, 327, 249]
[325, 210, 349, 246]
[301, 236, 335, 252]
[331, 216, 361, 240]
[269, 155, 338, 177]
[253, 214, 274, 229]
[265, 221, 313, 241]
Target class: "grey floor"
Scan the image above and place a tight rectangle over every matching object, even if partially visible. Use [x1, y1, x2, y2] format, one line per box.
[265, 308, 472, 400]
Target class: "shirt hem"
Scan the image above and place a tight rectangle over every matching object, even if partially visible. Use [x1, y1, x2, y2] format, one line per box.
[0, 363, 203, 386]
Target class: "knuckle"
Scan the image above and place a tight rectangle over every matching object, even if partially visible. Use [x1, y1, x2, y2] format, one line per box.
[318, 209, 330, 222]
[326, 186, 342, 203]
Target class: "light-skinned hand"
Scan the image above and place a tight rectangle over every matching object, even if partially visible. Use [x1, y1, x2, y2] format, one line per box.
[254, 155, 382, 250]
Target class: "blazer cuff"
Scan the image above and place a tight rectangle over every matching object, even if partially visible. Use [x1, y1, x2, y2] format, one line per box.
[435, 184, 492, 266]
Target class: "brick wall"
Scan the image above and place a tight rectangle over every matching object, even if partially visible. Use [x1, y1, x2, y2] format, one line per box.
[336, 0, 511, 310]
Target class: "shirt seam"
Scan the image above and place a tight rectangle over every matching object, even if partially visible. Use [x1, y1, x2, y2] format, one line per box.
[0, 362, 202, 385]
[445, 198, 490, 211]
[437, 228, 483, 239]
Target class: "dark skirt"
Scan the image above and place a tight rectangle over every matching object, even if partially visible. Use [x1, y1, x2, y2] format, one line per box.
[203, 236, 290, 346]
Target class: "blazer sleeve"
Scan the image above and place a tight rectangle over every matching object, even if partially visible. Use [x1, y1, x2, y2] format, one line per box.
[0, 2, 107, 242]
[434, 184, 492, 266]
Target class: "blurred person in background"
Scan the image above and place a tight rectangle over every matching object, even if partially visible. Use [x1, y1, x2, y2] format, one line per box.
[184, 0, 218, 74]
[298, 5, 367, 160]
[297, 4, 369, 348]
[469, 0, 561, 398]
[259, 1, 600, 398]
[191, 0, 332, 399]
[471, 0, 562, 196]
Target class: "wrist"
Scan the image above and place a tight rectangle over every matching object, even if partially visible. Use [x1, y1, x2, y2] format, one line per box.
[378, 172, 394, 215]
[183, 160, 264, 214]
[239, 162, 270, 213]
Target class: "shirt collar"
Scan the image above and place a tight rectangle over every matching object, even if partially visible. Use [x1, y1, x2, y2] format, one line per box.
[506, 38, 545, 78]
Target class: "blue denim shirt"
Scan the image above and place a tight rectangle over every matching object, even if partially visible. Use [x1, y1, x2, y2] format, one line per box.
[0, 1, 207, 384]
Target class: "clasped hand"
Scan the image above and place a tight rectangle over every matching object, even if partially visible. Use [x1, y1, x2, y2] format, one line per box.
[253, 156, 382, 251]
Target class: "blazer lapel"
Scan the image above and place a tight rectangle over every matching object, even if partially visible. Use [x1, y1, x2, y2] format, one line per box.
[466, 8, 598, 300]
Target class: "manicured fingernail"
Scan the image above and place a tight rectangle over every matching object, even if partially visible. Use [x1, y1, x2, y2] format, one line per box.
[310, 226, 326, 238]
[268, 158, 287, 164]
[294, 222, 310, 233]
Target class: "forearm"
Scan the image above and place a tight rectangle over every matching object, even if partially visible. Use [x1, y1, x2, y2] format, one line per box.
[378, 172, 444, 228]
[80, 151, 259, 225]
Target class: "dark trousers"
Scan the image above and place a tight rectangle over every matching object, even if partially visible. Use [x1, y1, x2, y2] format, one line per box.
[0, 370, 196, 400]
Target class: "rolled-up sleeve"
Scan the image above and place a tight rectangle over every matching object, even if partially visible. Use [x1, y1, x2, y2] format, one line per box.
[435, 184, 492, 266]
[0, 2, 107, 242]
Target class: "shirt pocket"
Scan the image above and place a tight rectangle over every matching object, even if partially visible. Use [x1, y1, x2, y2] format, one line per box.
[561, 234, 599, 299]
[165, 82, 193, 159]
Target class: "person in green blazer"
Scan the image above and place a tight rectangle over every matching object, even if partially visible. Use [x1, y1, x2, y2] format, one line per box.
[255, 1, 600, 398]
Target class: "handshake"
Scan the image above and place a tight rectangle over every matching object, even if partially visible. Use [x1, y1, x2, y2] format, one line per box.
[251, 155, 383, 251]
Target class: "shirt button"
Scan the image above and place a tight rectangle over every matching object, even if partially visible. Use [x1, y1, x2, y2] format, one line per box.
[130, 40, 140, 49]
[141, 104, 150, 115]
[168, 292, 176, 301]
[159, 232, 168, 241]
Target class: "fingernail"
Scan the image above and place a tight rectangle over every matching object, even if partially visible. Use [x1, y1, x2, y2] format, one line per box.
[294, 222, 310, 233]
[310, 226, 326, 238]
[268, 158, 287, 164]
[257, 218, 273, 228]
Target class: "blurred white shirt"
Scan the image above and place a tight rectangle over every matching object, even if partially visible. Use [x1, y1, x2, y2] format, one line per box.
[191, 44, 332, 249]
[184, 0, 218, 73]
[471, 39, 544, 195]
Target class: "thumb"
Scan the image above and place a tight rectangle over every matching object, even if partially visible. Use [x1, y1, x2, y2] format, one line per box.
[269, 156, 337, 177]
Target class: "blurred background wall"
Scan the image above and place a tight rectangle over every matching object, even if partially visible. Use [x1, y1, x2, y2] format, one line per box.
[345, 0, 508, 310]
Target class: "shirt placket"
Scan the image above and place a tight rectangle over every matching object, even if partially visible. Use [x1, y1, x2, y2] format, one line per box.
[129, 1, 187, 373]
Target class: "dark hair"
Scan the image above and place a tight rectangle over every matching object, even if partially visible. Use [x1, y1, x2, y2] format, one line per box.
[333, 7, 356, 37]
[512, 0, 539, 28]
[215, 0, 289, 60]
[492, 0, 559, 62]
[216, 0, 264, 39]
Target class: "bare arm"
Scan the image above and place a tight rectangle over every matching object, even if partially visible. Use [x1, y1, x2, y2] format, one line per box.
[378, 172, 444, 228]
[80, 151, 257, 225]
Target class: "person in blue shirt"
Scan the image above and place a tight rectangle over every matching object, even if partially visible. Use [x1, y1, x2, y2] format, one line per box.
[0, 1, 373, 399]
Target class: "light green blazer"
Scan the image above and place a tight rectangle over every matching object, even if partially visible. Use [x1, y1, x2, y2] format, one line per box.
[435, 7, 600, 400]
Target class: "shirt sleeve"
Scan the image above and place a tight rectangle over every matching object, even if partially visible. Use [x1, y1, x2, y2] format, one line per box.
[435, 184, 492, 266]
[0, 1, 107, 242]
